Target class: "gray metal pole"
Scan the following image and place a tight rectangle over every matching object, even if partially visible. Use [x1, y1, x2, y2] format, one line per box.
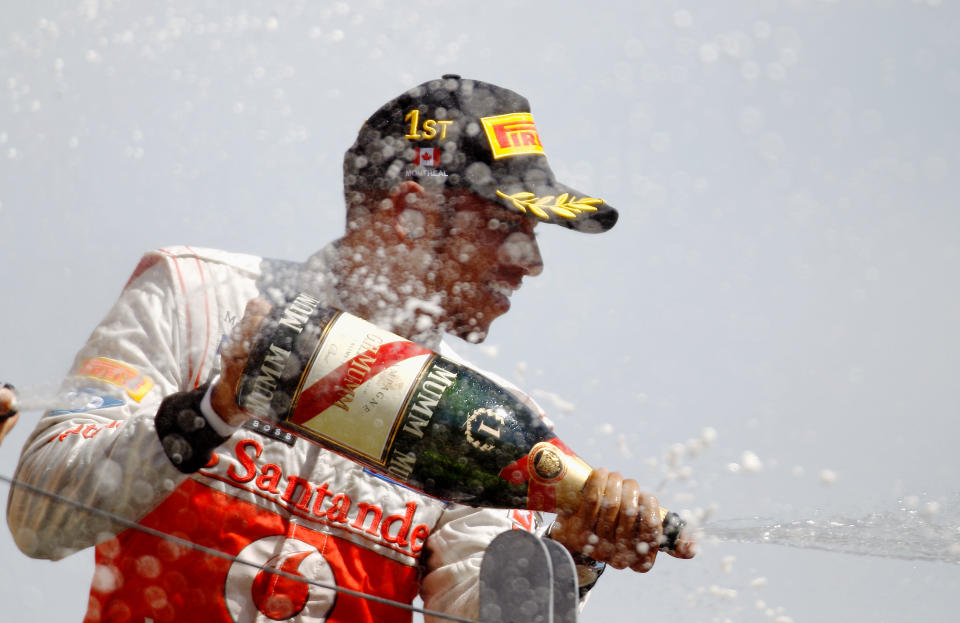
[478, 530, 579, 623]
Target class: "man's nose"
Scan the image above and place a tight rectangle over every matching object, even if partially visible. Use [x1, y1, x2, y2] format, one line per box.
[499, 232, 543, 276]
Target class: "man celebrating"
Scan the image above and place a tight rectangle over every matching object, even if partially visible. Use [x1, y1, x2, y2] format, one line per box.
[8, 75, 692, 623]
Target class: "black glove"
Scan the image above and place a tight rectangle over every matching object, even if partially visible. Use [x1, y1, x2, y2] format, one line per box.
[155, 383, 231, 473]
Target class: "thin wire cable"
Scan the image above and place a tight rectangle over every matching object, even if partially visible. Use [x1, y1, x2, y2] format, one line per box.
[0, 473, 479, 623]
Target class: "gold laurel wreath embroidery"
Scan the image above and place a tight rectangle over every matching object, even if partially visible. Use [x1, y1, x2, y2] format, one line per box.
[496, 190, 603, 220]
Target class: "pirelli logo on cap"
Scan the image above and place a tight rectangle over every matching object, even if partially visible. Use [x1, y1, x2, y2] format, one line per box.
[480, 112, 544, 159]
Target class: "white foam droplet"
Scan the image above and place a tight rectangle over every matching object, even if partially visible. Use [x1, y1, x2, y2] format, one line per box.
[741, 451, 763, 473]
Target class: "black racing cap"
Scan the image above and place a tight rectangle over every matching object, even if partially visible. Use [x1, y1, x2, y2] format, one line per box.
[344, 74, 618, 233]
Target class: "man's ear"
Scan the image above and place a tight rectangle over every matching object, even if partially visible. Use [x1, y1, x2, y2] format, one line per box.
[387, 181, 431, 242]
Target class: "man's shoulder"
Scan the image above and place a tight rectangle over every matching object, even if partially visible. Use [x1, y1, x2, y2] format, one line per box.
[147, 245, 265, 273]
[124, 245, 313, 306]
[123, 245, 271, 290]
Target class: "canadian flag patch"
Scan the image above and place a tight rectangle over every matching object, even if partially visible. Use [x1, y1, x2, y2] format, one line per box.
[414, 147, 438, 168]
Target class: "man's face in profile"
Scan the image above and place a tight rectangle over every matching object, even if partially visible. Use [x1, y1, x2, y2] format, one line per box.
[430, 191, 543, 343]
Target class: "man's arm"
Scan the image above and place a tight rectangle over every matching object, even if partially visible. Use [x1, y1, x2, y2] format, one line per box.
[6, 254, 190, 560]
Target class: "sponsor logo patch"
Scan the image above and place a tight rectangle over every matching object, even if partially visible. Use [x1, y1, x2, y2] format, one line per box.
[225, 536, 336, 622]
[206, 438, 432, 557]
[48, 388, 126, 415]
[76, 357, 154, 402]
[480, 112, 545, 159]
[57, 419, 122, 442]
[243, 418, 297, 446]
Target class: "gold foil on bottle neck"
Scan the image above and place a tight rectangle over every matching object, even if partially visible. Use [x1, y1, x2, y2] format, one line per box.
[527, 441, 593, 514]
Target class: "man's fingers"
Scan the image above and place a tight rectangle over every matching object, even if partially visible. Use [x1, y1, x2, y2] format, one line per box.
[222, 299, 272, 371]
[237, 299, 271, 344]
[615, 479, 640, 540]
[630, 492, 662, 572]
[610, 479, 640, 569]
[595, 471, 623, 545]
[576, 467, 608, 521]
[242, 297, 272, 320]
[555, 467, 608, 553]
[667, 532, 698, 559]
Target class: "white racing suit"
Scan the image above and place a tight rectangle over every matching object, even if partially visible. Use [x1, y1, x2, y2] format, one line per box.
[7, 244, 561, 623]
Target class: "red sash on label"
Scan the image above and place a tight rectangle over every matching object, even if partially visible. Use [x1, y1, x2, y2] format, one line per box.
[290, 342, 431, 424]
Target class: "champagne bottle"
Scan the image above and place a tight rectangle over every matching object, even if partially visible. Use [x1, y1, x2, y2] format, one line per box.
[237, 292, 684, 551]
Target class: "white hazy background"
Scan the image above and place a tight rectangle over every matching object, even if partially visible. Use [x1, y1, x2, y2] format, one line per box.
[1, 1, 958, 621]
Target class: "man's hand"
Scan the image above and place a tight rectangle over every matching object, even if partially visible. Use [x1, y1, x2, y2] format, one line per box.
[0, 385, 19, 445]
[549, 468, 696, 572]
[210, 298, 272, 426]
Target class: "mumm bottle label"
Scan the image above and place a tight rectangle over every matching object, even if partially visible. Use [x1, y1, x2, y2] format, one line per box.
[285, 312, 435, 465]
